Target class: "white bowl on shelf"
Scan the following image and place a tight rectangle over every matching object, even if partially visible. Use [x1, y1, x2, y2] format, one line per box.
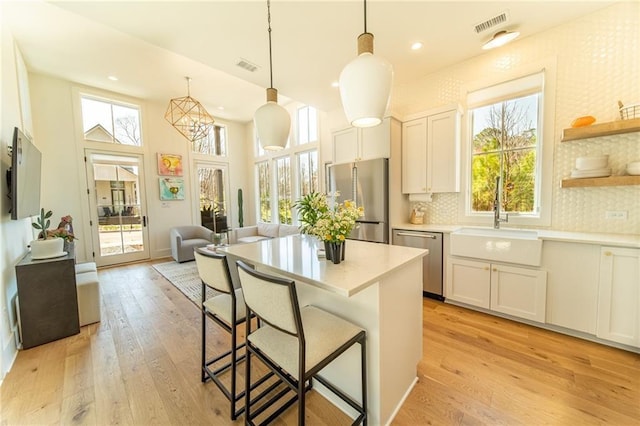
[575, 155, 609, 170]
[627, 162, 640, 175]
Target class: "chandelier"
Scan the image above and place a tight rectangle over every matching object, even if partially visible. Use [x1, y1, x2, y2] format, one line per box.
[165, 77, 214, 142]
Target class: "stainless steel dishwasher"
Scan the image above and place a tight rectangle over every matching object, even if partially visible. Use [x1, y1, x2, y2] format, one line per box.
[392, 229, 443, 300]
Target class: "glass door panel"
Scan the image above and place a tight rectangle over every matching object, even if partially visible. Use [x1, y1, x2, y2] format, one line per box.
[197, 163, 230, 236]
[86, 151, 149, 266]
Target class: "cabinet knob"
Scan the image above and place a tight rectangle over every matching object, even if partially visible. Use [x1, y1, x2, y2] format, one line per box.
[604, 251, 612, 256]
[492, 267, 497, 272]
[484, 266, 490, 271]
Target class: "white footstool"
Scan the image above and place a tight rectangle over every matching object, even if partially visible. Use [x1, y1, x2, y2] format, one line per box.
[75, 271, 101, 326]
[75, 262, 97, 275]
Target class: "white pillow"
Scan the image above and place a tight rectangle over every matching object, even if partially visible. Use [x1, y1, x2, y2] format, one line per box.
[238, 235, 271, 244]
[257, 222, 280, 238]
[278, 224, 299, 237]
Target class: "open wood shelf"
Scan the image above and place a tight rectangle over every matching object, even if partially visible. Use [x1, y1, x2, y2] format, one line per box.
[561, 175, 640, 188]
[561, 118, 640, 142]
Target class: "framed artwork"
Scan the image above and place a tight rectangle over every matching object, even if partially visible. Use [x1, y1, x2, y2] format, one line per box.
[157, 153, 183, 176]
[159, 177, 185, 200]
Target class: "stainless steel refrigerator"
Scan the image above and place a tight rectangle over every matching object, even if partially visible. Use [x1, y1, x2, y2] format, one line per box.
[327, 158, 389, 244]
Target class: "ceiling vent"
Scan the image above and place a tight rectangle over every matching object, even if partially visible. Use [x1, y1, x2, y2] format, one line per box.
[474, 11, 509, 34]
[236, 58, 258, 73]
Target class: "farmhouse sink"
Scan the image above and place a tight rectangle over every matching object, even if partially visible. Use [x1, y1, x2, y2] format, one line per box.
[450, 227, 543, 266]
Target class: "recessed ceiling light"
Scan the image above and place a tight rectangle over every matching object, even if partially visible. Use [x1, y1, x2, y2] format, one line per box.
[331, 81, 340, 88]
[107, 75, 118, 81]
[218, 106, 225, 110]
[411, 42, 423, 50]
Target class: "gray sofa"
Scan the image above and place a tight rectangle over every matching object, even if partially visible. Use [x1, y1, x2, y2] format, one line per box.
[229, 222, 299, 244]
[170, 225, 214, 262]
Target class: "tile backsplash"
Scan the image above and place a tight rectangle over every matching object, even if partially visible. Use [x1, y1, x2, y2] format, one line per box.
[396, 2, 639, 234]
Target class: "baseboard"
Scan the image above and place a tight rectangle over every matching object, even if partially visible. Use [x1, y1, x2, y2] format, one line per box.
[1, 330, 19, 381]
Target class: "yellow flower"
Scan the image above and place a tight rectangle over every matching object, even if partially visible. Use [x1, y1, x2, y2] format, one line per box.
[338, 234, 345, 241]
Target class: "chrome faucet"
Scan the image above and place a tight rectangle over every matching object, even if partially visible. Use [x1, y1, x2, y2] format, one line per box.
[493, 176, 508, 229]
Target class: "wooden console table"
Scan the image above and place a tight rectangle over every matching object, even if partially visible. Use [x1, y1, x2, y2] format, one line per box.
[15, 250, 79, 349]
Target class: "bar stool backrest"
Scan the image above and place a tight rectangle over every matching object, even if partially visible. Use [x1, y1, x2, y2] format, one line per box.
[236, 260, 301, 336]
[194, 248, 233, 295]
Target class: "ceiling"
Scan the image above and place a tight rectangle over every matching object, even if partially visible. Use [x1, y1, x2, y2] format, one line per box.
[3, 0, 618, 123]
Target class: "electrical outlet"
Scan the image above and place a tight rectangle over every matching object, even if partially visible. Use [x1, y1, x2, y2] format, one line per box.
[605, 210, 628, 220]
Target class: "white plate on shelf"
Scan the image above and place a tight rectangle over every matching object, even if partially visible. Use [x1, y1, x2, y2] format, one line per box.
[570, 168, 611, 178]
[31, 251, 68, 260]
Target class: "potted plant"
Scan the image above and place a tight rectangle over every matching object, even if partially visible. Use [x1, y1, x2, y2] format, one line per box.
[293, 192, 329, 235]
[30, 208, 65, 259]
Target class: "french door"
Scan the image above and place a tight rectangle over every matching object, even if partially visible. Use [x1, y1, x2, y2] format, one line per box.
[85, 150, 150, 266]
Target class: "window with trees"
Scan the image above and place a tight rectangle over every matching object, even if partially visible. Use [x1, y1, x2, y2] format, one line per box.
[254, 104, 319, 224]
[275, 156, 292, 224]
[297, 150, 318, 196]
[467, 72, 543, 218]
[81, 95, 142, 146]
[194, 124, 226, 156]
[256, 161, 271, 223]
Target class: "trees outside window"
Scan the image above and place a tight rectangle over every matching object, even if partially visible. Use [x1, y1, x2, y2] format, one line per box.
[470, 93, 539, 214]
[256, 161, 271, 223]
[254, 104, 318, 224]
[275, 156, 292, 224]
[81, 95, 142, 146]
[193, 124, 226, 156]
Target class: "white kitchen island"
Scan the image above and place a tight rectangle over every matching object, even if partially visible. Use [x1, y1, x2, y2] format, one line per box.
[220, 234, 428, 425]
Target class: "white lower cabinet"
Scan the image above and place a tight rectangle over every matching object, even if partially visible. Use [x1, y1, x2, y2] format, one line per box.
[596, 246, 640, 347]
[446, 256, 547, 323]
[542, 241, 600, 334]
[446, 258, 491, 309]
[490, 264, 547, 323]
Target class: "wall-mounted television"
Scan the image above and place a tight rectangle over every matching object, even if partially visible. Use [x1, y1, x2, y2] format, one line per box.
[6, 127, 42, 220]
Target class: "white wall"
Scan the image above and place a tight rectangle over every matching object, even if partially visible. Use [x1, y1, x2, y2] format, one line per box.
[0, 26, 34, 380]
[27, 74, 252, 262]
[384, 2, 638, 234]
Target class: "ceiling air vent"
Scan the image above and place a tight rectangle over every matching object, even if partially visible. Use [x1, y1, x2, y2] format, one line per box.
[236, 58, 258, 73]
[474, 11, 508, 34]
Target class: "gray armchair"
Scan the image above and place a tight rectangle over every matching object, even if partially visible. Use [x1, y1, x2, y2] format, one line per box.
[170, 226, 214, 262]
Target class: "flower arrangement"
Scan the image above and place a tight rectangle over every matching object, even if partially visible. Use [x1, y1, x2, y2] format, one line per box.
[294, 191, 363, 243]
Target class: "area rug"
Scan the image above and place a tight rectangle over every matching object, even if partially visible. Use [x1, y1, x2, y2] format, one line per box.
[152, 260, 219, 306]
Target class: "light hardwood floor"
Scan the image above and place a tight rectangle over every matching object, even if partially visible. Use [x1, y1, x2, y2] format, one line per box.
[1, 260, 638, 425]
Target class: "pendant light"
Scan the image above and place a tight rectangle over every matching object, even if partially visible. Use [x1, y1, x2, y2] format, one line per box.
[339, 0, 393, 128]
[165, 77, 214, 142]
[254, 0, 291, 151]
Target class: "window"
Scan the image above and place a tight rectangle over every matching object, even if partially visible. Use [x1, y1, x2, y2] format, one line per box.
[81, 95, 142, 146]
[193, 124, 227, 156]
[297, 150, 318, 196]
[256, 161, 271, 223]
[275, 156, 292, 224]
[254, 104, 319, 224]
[297, 105, 318, 145]
[470, 94, 539, 214]
[467, 72, 544, 219]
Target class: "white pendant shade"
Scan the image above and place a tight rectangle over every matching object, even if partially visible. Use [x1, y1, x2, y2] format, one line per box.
[254, 89, 291, 151]
[340, 51, 393, 127]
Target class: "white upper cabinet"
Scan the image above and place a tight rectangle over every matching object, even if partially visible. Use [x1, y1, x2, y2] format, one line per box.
[332, 117, 391, 165]
[402, 106, 461, 194]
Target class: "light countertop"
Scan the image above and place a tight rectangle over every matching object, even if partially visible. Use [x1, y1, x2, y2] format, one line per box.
[392, 223, 640, 248]
[220, 234, 428, 297]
